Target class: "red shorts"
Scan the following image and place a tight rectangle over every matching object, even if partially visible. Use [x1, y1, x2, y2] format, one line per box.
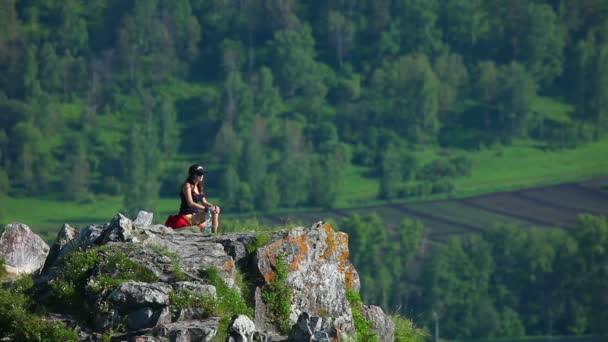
[164, 214, 191, 229]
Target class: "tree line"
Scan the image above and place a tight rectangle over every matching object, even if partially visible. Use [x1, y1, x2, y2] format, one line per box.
[0, 0, 607, 215]
[339, 213, 608, 340]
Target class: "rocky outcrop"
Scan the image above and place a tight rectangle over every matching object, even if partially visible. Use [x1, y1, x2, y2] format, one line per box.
[255, 222, 361, 333]
[0, 222, 49, 275]
[7, 211, 394, 341]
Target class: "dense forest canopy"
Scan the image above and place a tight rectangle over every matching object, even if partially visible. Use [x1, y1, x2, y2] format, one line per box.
[0, 0, 607, 214]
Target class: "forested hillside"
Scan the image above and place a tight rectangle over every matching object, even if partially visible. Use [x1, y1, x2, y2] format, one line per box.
[0, 0, 607, 216]
[339, 213, 608, 340]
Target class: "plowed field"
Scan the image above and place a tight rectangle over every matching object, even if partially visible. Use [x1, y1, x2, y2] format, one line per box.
[251, 177, 608, 242]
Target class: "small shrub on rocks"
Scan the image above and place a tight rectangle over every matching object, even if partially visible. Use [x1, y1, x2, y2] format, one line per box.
[262, 254, 293, 334]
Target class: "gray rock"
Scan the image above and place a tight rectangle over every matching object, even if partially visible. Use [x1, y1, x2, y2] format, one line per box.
[173, 307, 210, 322]
[287, 312, 334, 342]
[0, 222, 50, 275]
[94, 310, 120, 332]
[134, 211, 154, 227]
[254, 287, 267, 331]
[361, 304, 395, 342]
[228, 314, 256, 342]
[41, 223, 78, 274]
[173, 281, 216, 299]
[99, 213, 134, 244]
[163, 234, 237, 288]
[157, 317, 219, 342]
[108, 281, 172, 313]
[128, 307, 172, 331]
[216, 232, 257, 267]
[75, 223, 107, 249]
[255, 221, 360, 333]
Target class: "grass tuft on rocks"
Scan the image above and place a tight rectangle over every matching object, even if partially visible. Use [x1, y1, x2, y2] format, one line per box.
[261, 254, 293, 334]
[346, 289, 378, 342]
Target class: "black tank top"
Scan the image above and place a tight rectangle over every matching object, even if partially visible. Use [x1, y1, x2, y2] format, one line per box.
[179, 186, 205, 215]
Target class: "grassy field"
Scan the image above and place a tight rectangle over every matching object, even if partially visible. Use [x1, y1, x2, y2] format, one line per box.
[2, 139, 608, 240]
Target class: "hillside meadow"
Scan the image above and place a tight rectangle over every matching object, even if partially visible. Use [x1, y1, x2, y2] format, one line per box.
[3, 139, 607, 241]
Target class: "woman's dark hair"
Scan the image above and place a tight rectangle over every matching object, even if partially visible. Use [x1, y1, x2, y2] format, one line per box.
[188, 164, 206, 177]
[184, 164, 205, 194]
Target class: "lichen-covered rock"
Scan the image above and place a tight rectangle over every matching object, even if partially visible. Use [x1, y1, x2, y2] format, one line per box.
[228, 314, 256, 342]
[157, 317, 219, 341]
[255, 221, 360, 333]
[173, 281, 216, 299]
[361, 304, 395, 342]
[108, 281, 172, 313]
[0, 222, 49, 275]
[162, 233, 237, 287]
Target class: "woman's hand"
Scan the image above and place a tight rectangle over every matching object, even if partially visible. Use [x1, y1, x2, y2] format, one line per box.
[210, 205, 221, 214]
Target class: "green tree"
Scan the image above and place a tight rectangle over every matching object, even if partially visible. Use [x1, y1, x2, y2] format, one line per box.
[388, 218, 424, 311]
[123, 91, 161, 216]
[256, 173, 280, 211]
[158, 95, 179, 159]
[423, 235, 494, 339]
[378, 144, 402, 199]
[269, 24, 333, 116]
[252, 67, 284, 136]
[63, 135, 90, 202]
[277, 121, 310, 208]
[394, 0, 442, 55]
[368, 53, 440, 145]
[23, 44, 41, 98]
[211, 121, 242, 165]
[518, 3, 566, 87]
[327, 10, 356, 67]
[57, 0, 89, 56]
[433, 52, 469, 122]
[571, 214, 608, 335]
[439, 0, 489, 59]
[574, 26, 608, 141]
[475, 60, 500, 131]
[39, 43, 62, 93]
[496, 62, 537, 141]
[239, 134, 267, 196]
[221, 164, 240, 211]
[236, 182, 254, 212]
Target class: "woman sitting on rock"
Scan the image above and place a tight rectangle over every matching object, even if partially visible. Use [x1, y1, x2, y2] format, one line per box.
[165, 164, 221, 233]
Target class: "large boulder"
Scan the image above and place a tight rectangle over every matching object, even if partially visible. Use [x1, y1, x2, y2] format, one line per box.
[255, 221, 361, 333]
[0, 222, 50, 275]
[108, 281, 173, 313]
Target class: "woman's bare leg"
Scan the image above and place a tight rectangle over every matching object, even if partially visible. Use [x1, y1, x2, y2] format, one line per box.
[189, 211, 207, 225]
[212, 212, 219, 233]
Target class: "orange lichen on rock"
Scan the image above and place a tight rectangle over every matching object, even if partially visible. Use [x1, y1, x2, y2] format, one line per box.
[286, 233, 308, 271]
[223, 258, 235, 272]
[259, 239, 283, 284]
[335, 232, 350, 272]
[323, 224, 337, 260]
[344, 265, 357, 289]
[264, 270, 277, 283]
